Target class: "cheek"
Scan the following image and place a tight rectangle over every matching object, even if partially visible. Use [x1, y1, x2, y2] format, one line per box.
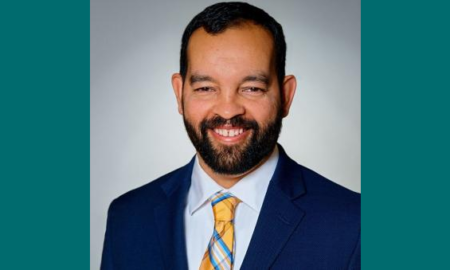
[246, 97, 280, 124]
[182, 97, 213, 124]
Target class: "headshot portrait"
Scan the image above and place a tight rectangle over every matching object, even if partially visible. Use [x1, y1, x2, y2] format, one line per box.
[91, 1, 360, 269]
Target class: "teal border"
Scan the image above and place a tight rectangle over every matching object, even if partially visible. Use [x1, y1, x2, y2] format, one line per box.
[0, 1, 89, 269]
[2, 0, 449, 268]
[363, 0, 449, 269]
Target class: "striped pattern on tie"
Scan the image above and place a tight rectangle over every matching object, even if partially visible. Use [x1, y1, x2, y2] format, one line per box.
[199, 191, 241, 270]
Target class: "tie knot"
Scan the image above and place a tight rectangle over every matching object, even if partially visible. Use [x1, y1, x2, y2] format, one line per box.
[209, 191, 241, 222]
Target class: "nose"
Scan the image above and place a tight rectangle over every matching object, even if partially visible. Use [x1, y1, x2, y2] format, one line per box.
[212, 90, 245, 120]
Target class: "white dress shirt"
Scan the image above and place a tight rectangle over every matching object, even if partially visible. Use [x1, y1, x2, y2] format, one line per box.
[184, 146, 279, 270]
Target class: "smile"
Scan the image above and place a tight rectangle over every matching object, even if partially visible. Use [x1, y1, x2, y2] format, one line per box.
[213, 128, 244, 137]
[209, 126, 250, 144]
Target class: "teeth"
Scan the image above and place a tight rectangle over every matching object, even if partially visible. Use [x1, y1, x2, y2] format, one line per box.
[213, 128, 244, 137]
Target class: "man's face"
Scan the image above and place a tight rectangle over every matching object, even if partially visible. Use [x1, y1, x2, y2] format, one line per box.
[174, 23, 292, 175]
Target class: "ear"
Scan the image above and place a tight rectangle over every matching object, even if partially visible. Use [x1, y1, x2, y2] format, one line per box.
[281, 75, 297, 117]
[171, 73, 184, 115]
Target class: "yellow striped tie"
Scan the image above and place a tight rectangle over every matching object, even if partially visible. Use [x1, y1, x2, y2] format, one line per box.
[199, 191, 241, 270]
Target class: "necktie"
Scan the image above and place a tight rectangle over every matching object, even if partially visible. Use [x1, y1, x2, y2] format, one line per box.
[199, 191, 241, 270]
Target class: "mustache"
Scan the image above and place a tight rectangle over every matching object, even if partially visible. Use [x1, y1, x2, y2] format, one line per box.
[200, 116, 259, 131]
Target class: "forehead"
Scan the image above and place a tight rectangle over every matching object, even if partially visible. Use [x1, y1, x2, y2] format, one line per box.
[186, 23, 275, 77]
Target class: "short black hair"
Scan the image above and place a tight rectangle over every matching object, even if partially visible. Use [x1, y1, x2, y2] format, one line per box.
[179, 2, 286, 89]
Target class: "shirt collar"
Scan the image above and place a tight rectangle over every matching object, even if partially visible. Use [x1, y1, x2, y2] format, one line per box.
[188, 146, 279, 215]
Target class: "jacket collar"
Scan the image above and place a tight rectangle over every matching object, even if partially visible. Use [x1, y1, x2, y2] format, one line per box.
[271, 144, 307, 200]
[240, 144, 307, 269]
[154, 157, 194, 270]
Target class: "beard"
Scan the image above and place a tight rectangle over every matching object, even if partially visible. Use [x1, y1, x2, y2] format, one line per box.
[183, 107, 283, 175]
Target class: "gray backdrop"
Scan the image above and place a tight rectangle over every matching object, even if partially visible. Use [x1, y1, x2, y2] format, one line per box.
[90, 0, 360, 269]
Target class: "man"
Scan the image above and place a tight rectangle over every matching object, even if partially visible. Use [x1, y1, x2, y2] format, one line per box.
[101, 2, 360, 270]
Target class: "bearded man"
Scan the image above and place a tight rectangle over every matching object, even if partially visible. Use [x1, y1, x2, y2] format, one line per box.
[101, 2, 360, 270]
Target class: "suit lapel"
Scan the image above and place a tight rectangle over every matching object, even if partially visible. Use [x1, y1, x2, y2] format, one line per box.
[241, 145, 307, 270]
[154, 158, 194, 270]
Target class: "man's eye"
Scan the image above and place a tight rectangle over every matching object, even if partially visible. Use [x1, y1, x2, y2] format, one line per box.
[243, 87, 266, 92]
[194, 87, 214, 92]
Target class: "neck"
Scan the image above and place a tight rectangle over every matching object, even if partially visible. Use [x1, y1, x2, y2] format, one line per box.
[197, 148, 275, 189]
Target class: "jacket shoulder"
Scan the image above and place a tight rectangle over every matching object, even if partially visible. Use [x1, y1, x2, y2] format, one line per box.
[301, 165, 360, 199]
[298, 164, 360, 217]
[108, 165, 186, 215]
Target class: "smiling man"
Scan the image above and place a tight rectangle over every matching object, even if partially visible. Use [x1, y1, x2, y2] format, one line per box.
[101, 2, 360, 270]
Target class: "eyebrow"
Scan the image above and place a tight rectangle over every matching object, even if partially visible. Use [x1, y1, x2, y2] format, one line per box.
[241, 73, 270, 85]
[189, 74, 217, 85]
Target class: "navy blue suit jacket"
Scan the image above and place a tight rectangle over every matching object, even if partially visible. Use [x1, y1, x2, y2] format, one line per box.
[101, 145, 360, 269]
